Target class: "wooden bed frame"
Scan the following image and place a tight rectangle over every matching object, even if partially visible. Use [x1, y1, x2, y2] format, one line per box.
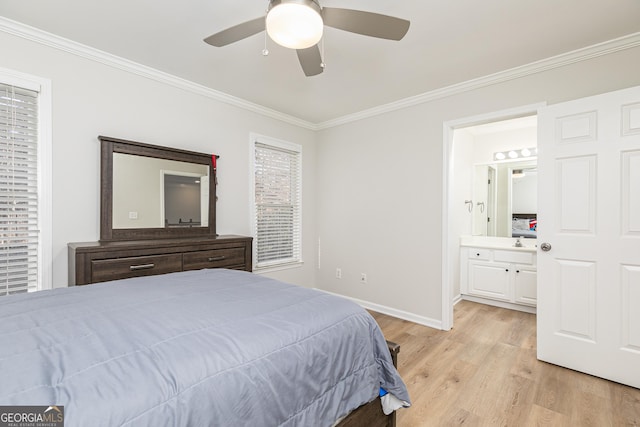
[336, 341, 400, 427]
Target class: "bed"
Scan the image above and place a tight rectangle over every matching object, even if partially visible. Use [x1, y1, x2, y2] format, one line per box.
[512, 213, 537, 238]
[0, 268, 409, 426]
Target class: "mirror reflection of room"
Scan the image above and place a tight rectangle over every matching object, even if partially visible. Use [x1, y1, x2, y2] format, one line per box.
[163, 172, 206, 228]
[112, 153, 209, 229]
[510, 166, 537, 238]
[453, 115, 537, 239]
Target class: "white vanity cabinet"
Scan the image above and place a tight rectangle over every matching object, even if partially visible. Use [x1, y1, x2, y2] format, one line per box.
[461, 245, 537, 312]
[512, 265, 537, 306]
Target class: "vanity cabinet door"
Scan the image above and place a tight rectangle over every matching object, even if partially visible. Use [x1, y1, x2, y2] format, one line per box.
[468, 261, 511, 301]
[513, 266, 537, 306]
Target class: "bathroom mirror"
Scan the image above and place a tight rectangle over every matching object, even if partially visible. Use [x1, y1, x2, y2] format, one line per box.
[472, 159, 537, 238]
[100, 136, 217, 241]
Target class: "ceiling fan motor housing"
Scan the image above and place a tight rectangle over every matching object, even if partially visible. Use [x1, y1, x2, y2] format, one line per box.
[266, 0, 324, 49]
[267, 0, 322, 14]
[205, 0, 409, 76]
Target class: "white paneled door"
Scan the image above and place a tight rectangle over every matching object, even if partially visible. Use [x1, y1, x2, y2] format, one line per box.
[537, 85, 640, 388]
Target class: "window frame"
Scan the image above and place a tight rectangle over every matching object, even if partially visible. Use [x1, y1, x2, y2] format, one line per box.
[249, 133, 303, 272]
[0, 67, 52, 292]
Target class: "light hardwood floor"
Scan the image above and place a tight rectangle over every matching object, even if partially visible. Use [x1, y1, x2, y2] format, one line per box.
[371, 300, 640, 426]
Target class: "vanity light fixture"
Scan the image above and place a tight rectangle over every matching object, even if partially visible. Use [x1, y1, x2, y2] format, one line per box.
[493, 147, 537, 162]
[266, 0, 324, 49]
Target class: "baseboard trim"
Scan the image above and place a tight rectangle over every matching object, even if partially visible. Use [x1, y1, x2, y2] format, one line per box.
[453, 294, 463, 306]
[461, 295, 537, 314]
[316, 288, 443, 330]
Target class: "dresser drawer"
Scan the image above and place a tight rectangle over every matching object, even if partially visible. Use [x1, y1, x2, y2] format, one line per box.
[69, 236, 252, 285]
[91, 254, 183, 283]
[183, 247, 246, 270]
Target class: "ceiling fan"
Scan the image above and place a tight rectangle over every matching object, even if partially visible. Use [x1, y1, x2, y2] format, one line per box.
[204, 0, 410, 77]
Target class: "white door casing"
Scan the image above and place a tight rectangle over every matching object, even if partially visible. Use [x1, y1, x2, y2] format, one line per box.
[537, 85, 640, 388]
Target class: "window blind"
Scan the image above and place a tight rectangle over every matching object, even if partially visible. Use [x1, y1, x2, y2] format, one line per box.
[254, 141, 301, 268]
[0, 84, 39, 295]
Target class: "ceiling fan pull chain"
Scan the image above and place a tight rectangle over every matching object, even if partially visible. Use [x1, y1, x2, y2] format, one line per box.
[320, 36, 326, 69]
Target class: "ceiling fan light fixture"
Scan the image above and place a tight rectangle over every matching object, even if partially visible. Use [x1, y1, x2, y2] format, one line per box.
[266, 0, 323, 49]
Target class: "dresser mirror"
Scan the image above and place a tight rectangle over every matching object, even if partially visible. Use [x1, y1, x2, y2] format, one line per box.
[100, 136, 216, 241]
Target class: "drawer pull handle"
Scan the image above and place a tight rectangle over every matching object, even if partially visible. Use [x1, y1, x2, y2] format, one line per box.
[130, 263, 155, 271]
[208, 256, 226, 262]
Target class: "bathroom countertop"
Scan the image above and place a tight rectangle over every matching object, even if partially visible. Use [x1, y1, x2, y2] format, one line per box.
[459, 235, 537, 252]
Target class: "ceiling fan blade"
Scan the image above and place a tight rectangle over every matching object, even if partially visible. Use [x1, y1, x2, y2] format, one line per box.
[204, 17, 265, 47]
[297, 45, 324, 77]
[321, 8, 410, 41]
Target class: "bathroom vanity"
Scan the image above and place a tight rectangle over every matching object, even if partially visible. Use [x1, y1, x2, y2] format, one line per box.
[460, 236, 537, 313]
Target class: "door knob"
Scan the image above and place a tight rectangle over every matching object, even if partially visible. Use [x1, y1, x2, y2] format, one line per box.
[540, 242, 552, 252]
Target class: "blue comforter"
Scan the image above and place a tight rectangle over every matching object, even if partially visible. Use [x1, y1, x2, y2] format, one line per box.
[0, 269, 409, 426]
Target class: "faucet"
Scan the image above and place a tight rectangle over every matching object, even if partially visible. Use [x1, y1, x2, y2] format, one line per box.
[514, 238, 523, 248]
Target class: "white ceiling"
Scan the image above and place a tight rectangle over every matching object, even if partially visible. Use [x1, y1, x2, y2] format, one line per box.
[1, 0, 639, 124]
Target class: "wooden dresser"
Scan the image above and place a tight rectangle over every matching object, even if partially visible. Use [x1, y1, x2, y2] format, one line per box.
[68, 235, 252, 286]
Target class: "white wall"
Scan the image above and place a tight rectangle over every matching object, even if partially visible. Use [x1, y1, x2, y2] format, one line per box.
[0, 30, 318, 289]
[472, 126, 537, 163]
[3, 26, 640, 327]
[454, 124, 537, 238]
[315, 46, 640, 325]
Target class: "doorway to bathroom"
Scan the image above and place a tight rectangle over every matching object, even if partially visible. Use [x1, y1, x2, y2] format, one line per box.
[441, 103, 542, 330]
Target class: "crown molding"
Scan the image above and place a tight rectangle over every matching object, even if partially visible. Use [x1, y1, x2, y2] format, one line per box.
[2, 16, 639, 132]
[0, 16, 317, 131]
[315, 32, 640, 130]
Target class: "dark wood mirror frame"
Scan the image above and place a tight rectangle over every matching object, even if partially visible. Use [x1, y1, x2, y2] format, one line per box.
[99, 135, 217, 241]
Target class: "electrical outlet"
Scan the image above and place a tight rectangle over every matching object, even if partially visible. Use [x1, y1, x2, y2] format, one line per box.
[336, 268, 342, 279]
[360, 273, 367, 283]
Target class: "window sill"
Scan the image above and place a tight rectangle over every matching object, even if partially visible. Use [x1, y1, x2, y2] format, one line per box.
[253, 261, 304, 274]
